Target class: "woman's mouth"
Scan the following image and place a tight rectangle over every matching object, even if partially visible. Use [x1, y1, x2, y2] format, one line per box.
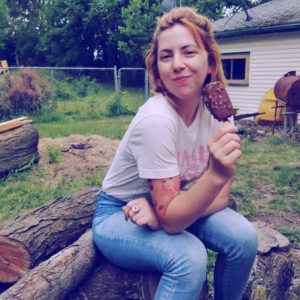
[173, 75, 190, 84]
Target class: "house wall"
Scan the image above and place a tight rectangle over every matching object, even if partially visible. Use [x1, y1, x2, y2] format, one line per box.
[216, 30, 300, 120]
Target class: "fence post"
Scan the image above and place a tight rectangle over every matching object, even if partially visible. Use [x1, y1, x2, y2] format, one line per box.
[114, 66, 119, 95]
[50, 69, 57, 111]
[145, 70, 149, 100]
[118, 68, 122, 95]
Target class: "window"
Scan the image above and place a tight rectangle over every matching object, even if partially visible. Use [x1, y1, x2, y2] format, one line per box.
[221, 52, 250, 86]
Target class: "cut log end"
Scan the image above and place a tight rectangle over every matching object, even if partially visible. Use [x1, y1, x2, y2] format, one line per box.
[0, 236, 32, 283]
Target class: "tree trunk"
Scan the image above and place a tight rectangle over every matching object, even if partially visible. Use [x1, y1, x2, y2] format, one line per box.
[0, 230, 100, 300]
[0, 187, 98, 283]
[0, 123, 39, 177]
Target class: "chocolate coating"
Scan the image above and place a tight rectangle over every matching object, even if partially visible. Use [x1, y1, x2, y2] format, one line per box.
[203, 81, 237, 121]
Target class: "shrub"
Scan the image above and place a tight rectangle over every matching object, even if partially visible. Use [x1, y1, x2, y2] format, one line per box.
[0, 69, 51, 118]
[106, 92, 134, 117]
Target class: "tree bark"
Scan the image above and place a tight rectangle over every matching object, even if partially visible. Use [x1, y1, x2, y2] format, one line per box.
[66, 259, 209, 300]
[0, 187, 98, 283]
[0, 123, 39, 177]
[65, 256, 161, 300]
[0, 230, 100, 300]
[243, 251, 294, 300]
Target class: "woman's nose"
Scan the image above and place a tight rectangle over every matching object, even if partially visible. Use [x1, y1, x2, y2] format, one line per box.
[172, 54, 185, 71]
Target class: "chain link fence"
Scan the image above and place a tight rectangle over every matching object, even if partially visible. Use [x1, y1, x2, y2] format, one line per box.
[4, 66, 150, 118]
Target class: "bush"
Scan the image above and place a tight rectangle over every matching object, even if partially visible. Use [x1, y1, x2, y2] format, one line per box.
[0, 69, 51, 118]
[106, 92, 134, 117]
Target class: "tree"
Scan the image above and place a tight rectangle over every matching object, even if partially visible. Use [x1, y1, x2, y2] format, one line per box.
[84, 0, 129, 67]
[181, 0, 227, 20]
[118, 0, 162, 67]
[3, 0, 48, 66]
[0, 0, 9, 52]
[39, 0, 94, 66]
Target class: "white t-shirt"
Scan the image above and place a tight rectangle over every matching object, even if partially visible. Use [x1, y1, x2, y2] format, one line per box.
[102, 94, 221, 201]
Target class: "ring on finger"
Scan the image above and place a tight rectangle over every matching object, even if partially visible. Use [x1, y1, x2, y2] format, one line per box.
[132, 205, 139, 213]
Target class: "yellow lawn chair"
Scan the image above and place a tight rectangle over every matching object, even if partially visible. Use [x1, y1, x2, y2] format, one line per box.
[0, 60, 9, 74]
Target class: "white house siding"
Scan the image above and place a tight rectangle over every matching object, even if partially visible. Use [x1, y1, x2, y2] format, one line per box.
[216, 31, 300, 120]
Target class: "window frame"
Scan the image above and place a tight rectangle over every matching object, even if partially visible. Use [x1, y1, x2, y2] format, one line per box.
[221, 52, 250, 86]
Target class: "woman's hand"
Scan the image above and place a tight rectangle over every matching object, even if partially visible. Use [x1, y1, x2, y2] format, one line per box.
[208, 122, 242, 179]
[122, 198, 161, 230]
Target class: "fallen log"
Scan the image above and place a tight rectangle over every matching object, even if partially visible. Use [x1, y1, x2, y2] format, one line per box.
[65, 258, 209, 300]
[0, 187, 98, 283]
[0, 123, 38, 177]
[1, 228, 209, 300]
[0, 230, 100, 300]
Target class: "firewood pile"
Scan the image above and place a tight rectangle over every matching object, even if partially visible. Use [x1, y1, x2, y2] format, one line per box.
[0, 117, 39, 177]
[0, 187, 299, 299]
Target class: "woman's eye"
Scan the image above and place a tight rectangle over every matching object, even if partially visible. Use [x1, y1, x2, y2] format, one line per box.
[185, 51, 196, 56]
[160, 54, 171, 61]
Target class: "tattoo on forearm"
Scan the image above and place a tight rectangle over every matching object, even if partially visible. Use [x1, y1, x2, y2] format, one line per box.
[149, 177, 180, 217]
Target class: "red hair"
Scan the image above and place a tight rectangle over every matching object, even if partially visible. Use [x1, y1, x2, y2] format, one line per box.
[145, 7, 225, 94]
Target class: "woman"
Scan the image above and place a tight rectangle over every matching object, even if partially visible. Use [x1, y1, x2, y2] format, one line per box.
[93, 7, 257, 300]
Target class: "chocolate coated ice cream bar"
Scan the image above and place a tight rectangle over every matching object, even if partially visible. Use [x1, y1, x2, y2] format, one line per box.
[203, 81, 237, 122]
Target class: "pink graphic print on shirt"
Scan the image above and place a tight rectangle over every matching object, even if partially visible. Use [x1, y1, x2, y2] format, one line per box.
[177, 145, 209, 181]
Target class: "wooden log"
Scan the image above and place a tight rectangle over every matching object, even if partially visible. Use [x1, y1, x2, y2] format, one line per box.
[0, 123, 39, 177]
[66, 257, 209, 300]
[0, 230, 100, 300]
[0, 187, 98, 283]
[0, 227, 209, 300]
[65, 255, 160, 300]
[0, 237, 31, 283]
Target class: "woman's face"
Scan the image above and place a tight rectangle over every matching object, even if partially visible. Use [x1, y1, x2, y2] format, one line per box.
[157, 24, 210, 102]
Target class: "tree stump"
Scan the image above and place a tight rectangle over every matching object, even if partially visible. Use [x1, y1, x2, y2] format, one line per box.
[0, 123, 39, 177]
[243, 221, 294, 300]
[0, 187, 98, 283]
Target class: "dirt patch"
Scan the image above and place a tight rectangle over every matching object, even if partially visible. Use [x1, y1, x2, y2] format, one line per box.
[38, 135, 120, 186]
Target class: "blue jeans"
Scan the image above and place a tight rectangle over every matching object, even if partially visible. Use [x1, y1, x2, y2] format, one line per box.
[92, 191, 258, 300]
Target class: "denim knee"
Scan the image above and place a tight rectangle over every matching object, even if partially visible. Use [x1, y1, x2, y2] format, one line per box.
[170, 237, 208, 287]
[227, 221, 258, 262]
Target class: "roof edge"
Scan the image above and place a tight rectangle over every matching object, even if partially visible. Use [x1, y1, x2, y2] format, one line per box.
[214, 22, 300, 39]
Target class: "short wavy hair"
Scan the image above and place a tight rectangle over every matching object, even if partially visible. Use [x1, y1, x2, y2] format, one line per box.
[145, 7, 225, 95]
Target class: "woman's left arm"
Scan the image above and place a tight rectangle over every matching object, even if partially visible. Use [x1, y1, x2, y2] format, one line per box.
[200, 178, 232, 217]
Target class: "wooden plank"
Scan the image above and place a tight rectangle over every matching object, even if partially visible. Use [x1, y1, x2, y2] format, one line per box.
[0, 117, 28, 127]
[0, 117, 32, 134]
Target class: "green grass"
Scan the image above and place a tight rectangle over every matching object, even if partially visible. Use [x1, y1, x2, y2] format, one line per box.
[0, 165, 104, 222]
[277, 227, 300, 247]
[233, 136, 299, 216]
[35, 116, 133, 139]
